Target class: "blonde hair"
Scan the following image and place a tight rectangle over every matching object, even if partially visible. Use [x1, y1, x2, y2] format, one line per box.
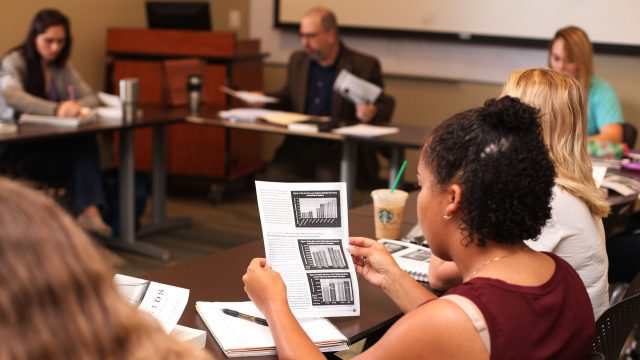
[549, 26, 594, 92]
[501, 68, 609, 218]
[0, 178, 211, 360]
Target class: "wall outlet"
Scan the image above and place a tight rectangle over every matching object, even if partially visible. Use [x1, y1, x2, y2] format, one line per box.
[229, 9, 241, 30]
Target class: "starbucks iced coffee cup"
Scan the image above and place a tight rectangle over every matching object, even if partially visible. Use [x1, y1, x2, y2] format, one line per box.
[371, 189, 408, 239]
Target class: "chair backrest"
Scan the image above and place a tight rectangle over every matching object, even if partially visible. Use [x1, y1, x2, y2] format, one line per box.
[603, 193, 638, 239]
[624, 271, 640, 300]
[623, 123, 638, 149]
[593, 293, 640, 359]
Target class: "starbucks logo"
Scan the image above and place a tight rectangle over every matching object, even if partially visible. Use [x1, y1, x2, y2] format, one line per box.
[378, 209, 393, 224]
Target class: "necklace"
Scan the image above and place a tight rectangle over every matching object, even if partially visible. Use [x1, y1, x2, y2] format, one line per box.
[470, 252, 517, 277]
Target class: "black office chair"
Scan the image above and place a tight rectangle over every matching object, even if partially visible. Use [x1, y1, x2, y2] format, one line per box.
[592, 293, 640, 359]
[623, 123, 638, 150]
[603, 193, 638, 240]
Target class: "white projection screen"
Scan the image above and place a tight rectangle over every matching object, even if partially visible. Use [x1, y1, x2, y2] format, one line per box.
[276, 0, 640, 50]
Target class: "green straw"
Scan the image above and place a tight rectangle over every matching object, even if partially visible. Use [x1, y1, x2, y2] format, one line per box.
[390, 160, 408, 193]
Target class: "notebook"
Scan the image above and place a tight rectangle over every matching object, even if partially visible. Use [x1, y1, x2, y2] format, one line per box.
[380, 239, 430, 282]
[19, 108, 97, 127]
[195, 301, 349, 357]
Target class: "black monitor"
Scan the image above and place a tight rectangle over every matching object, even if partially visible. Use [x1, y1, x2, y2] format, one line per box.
[146, 1, 212, 31]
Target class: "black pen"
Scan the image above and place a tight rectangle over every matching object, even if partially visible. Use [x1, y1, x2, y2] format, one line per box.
[222, 308, 269, 327]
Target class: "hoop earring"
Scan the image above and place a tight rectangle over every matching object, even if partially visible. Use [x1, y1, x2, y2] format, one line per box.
[443, 214, 452, 220]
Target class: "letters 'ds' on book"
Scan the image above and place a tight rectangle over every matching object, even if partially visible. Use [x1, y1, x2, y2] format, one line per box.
[254, 181, 360, 318]
[195, 301, 348, 357]
[114, 274, 206, 348]
[379, 239, 431, 282]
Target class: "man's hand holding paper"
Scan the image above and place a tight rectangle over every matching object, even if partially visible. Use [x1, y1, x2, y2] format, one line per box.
[334, 69, 382, 105]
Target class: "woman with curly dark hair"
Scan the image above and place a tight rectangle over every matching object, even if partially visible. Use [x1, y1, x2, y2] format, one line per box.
[241, 97, 594, 359]
[429, 68, 610, 319]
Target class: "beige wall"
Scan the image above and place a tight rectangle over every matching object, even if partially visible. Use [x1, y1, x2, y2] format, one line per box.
[0, 0, 249, 92]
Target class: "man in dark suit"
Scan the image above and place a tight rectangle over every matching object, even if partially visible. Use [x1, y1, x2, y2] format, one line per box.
[266, 7, 395, 186]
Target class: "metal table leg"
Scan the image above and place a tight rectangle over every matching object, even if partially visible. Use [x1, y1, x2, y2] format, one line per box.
[341, 141, 358, 208]
[102, 126, 170, 260]
[137, 126, 192, 237]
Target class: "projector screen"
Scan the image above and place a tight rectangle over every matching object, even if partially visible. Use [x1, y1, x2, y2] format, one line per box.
[276, 0, 640, 51]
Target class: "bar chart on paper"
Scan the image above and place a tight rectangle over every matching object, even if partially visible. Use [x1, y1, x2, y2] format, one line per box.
[291, 191, 342, 227]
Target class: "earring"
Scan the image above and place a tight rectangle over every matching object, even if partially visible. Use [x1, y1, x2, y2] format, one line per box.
[443, 214, 452, 220]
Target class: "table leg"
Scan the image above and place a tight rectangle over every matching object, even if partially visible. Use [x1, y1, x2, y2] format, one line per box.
[137, 126, 192, 237]
[388, 147, 405, 188]
[102, 126, 170, 260]
[341, 141, 357, 208]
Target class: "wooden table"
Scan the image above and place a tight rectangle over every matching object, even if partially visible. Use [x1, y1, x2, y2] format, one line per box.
[143, 209, 417, 358]
[0, 105, 190, 260]
[188, 115, 429, 207]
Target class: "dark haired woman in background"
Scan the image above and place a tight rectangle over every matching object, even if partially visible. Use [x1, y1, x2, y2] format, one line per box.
[0, 9, 110, 237]
[242, 97, 595, 359]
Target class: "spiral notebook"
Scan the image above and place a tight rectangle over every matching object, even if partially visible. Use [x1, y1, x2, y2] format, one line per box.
[380, 239, 430, 282]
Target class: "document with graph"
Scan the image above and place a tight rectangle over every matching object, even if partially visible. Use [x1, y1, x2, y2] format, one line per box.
[254, 181, 360, 318]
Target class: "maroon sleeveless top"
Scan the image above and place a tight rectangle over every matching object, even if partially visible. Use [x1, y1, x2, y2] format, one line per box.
[445, 252, 595, 359]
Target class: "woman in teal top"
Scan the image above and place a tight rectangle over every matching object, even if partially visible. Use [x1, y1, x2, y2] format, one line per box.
[549, 26, 624, 143]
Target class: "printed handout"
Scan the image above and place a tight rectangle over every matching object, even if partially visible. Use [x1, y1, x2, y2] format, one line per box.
[255, 181, 360, 318]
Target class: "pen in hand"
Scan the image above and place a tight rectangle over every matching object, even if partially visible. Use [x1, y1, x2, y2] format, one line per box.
[222, 308, 269, 327]
[67, 84, 76, 100]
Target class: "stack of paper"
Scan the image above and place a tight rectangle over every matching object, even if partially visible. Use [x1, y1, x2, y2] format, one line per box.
[332, 124, 399, 137]
[96, 92, 123, 119]
[380, 239, 430, 282]
[220, 86, 279, 104]
[19, 108, 98, 127]
[196, 301, 349, 357]
[114, 274, 206, 348]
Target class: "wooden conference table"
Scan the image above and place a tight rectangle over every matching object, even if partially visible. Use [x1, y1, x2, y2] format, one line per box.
[187, 112, 429, 208]
[0, 105, 191, 260]
[143, 198, 419, 358]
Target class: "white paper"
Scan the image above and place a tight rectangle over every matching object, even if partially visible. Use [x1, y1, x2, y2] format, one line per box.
[332, 124, 399, 137]
[114, 274, 190, 333]
[220, 86, 279, 104]
[255, 181, 360, 318]
[19, 108, 97, 127]
[601, 175, 640, 198]
[195, 301, 348, 357]
[333, 69, 382, 104]
[592, 165, 607, 188]
[98, 91, 121, 108]
[170, 325, 206, 349]
[379, 239, 430, 282]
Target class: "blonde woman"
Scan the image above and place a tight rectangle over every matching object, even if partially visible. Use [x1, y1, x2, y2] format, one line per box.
[429, 68, 610, 319]
[549, 26, 624, 143]
[0, 178, 211, 360]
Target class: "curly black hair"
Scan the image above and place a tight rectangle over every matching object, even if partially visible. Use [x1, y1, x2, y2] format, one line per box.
[423, 96, 556, 247]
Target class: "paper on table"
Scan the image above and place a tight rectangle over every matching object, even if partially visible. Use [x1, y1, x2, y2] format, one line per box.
[195, 301, 348, 357]
[114, 274, 189, 333]
[332, 124, 399, 137]
[379, 239, 430, 282]
[592, 165, 607, 188]
[170, 325, 206, 349]
[333, 69, 382, 104]
[19, 108, 97, 127]
[259, 111, 311, 126]
[218, 108, 278, 122]
[0, 122, 17, 134]
[220, 86, 279, 104]
[255, 181, 360, 318]
[97, 91, 121, 108]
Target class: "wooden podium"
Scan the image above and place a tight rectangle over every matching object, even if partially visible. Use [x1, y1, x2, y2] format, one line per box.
[106, 28, 264, 179]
